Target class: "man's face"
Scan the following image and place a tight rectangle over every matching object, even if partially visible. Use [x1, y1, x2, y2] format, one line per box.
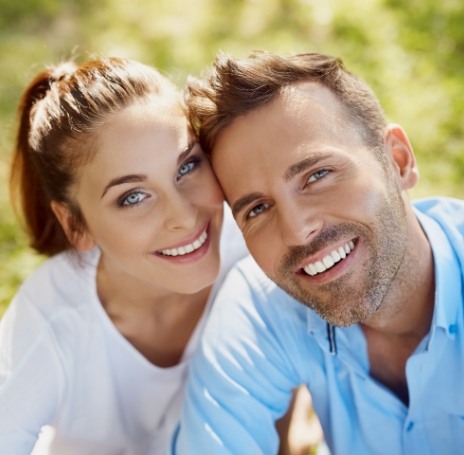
[212, 83, 409, 326]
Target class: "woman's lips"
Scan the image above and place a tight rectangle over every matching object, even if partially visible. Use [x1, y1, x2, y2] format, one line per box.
[158, 229, 208, 257]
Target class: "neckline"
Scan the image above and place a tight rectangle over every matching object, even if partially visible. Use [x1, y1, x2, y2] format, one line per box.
[84, 247, 215, 374]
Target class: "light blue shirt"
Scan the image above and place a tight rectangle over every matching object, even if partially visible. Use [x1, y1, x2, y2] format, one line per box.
[171, 197, 464, 455]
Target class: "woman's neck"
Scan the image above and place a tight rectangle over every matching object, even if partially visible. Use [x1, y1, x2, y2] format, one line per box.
[96, 255, 212, 367]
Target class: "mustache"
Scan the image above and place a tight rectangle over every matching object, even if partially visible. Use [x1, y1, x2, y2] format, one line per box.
[279, 224, 356, 272]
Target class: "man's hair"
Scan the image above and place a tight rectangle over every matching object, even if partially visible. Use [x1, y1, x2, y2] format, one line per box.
[186, 50, 388, 155]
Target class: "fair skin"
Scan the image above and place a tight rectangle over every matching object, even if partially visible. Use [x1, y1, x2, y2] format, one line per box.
[211, 82, 435, 404]
[51, 93, 308, 453]
[52, 96, 224, 367]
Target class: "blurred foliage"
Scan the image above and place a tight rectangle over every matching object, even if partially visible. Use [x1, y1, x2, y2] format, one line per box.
[1, 0, 463, 316]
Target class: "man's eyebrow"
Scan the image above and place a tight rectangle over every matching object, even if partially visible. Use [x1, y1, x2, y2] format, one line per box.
[283, 154, 327, 182]
[231, 192, 264, 218]
[101, 175, 147, 198]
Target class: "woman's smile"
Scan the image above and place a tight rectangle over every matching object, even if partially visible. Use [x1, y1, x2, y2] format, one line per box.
[158, 226, 209, 257]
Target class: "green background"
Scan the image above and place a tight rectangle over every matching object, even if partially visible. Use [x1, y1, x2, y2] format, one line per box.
[1, 0, 463, 316]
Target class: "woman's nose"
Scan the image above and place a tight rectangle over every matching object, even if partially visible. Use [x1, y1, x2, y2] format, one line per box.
[164, 191, 198, 232]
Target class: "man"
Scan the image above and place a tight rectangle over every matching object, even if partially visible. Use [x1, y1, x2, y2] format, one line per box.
[171, 51, 464, 454]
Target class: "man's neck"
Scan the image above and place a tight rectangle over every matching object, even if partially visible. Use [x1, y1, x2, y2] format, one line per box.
[360, 215, 435, 405]
[362, 212, 435, 338]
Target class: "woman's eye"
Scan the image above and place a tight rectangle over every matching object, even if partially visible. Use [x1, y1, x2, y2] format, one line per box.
[176, 157, 201, 180]
[119, 191, 148, 207]
[307, 169, 329, 184]
[247, 202, 270, 219]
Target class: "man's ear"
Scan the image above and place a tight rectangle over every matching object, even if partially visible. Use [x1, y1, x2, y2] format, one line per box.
[384, 124, 419, 191]
[50, 201, 95, 252]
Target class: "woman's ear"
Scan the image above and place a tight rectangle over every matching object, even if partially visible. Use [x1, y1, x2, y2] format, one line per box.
[51, 201, 95, 252]
[384, 124, 419, 190]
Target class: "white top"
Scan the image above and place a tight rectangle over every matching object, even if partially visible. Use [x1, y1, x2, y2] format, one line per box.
[0, 207, 247, 455]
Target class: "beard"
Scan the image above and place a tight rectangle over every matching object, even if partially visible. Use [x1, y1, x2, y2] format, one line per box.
[273, 185, 408, 327]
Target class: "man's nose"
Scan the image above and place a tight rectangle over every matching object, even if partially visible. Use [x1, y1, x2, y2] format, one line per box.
[277, 199, 323, 247]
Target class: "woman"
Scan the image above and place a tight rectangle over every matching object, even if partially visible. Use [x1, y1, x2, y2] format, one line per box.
[0, 56, 247, 454]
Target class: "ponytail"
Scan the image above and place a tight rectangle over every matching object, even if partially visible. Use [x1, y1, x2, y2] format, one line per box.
[10, 70, 71, 256]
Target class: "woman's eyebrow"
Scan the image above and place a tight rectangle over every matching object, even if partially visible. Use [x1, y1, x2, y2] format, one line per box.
[177, 141, 195, 166]
[100, 142, 196, 199]
[101, 175, 147, 198]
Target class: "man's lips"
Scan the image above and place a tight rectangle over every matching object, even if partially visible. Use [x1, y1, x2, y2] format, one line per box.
[302, 240, 356, 276]
[157, 225, 209, 257]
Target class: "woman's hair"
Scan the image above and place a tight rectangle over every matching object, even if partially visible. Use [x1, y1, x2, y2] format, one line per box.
[10, 57, 179, 256]
[186, 50, 387, 156]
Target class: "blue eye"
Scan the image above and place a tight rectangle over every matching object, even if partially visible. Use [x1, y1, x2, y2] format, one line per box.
[176, 157, 201, 181]
[247, 202, 270, 219]
[119, 191, 148, 207]
[307, 169, 329, 184]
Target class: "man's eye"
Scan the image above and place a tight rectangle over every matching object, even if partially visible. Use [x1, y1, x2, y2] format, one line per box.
[119, 191, 148, 207]
[307, 169, 329, 184]
[247, 202, 270, 219]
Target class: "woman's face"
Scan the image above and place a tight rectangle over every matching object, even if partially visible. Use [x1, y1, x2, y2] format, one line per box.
[71, 96, 224, 296]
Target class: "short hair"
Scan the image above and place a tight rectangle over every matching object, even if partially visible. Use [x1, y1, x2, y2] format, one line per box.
[186, 50, 387, 155]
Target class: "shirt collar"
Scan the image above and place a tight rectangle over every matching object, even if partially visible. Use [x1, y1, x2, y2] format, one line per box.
[305, 310, 337, 355]
[415, 208, 462, 338]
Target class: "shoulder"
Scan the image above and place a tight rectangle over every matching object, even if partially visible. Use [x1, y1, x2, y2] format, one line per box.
[0, 249, 101, 381]
[7, 248, 99, 323]
[414, 196, 464, 232]
[230, 255, 277, 297]
[414, 196, 464, 269]
[211, 255, 308, 335]
[197, 255, 312, 392]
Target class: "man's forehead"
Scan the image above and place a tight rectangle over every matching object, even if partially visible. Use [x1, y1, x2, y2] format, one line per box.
[281, 81, 344, 114]
[213, 82, 347, 149]
[210, 79, 363, 179]
[219, 81, 344, 137]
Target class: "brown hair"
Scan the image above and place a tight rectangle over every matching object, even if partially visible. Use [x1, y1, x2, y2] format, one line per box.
[186, 50, 387, 155]
[10, 57, 178, 256]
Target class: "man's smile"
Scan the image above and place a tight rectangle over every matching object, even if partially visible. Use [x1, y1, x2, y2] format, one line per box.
[303, 240, 356, 276]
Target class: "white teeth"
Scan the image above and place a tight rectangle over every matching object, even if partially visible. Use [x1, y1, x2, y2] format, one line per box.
[303, 240, 355, 276]
[160, 231, 208, 256]
[184, 244, 194, 253]
[322, 255, 334, 268]
[307, 263, 317, 275]
[331, 250, 341, 263]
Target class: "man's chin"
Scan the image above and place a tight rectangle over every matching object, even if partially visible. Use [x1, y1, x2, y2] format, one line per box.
[274, 280, 376, 327]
